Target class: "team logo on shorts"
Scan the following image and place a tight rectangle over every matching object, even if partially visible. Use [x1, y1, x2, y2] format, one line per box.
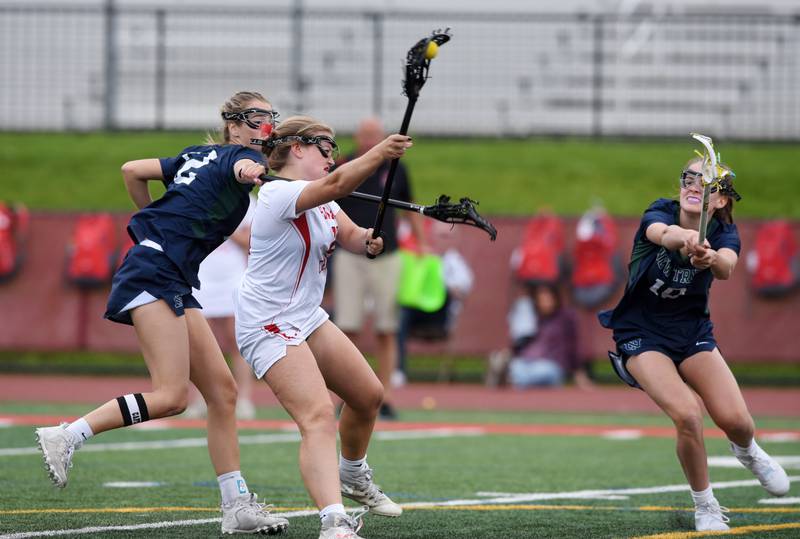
[621, 339, 642, 353]
[173, 294, 184, 309]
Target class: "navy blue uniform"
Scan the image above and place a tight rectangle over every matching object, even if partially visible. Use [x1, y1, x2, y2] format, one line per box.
[599, 198, 740, 374]
[105, 144, 263, 325]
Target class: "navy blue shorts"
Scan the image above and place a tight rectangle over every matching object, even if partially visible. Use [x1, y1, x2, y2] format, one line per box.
[609, 324, 718, 388]
[104, 244, 201, 326]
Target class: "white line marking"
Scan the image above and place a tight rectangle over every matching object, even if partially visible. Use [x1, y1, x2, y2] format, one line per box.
[760, 432, 800, 442]
[0, 509, 328, 539]
[428, 476, 800, 508]
[708, 456, 800, 470]
[759, 496, 800, 505]
[602, 430, 644, 440]
[0, 428, 483, 457]
[103, 481, 166, 488]
[3, 477, 798, 538]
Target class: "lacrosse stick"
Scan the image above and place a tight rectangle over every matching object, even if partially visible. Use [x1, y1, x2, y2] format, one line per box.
[258, 174, 497, 240]
[689, 133, 723, 244]
[367, 28, 452, 258]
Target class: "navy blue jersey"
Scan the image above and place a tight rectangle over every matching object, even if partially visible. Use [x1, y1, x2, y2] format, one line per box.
[599, 198, 740, 346]
[126, 144, 263, 289]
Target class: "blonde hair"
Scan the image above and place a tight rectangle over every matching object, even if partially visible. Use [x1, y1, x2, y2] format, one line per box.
[682, 155, 736, 225]
[206, 91, 271, 145]
[264, 115, 334, 172]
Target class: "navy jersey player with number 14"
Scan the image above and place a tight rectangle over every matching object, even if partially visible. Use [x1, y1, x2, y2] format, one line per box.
[35, 91, 289, 535]
[599, 154, 790, 533]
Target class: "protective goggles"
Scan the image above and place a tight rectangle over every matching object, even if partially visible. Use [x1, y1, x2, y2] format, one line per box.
[269, 135, 339, 161]
[221, 108, 280, 130]
[679, 169, 741, 201]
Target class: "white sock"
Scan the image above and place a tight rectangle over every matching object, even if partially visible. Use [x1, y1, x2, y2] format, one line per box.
[691, 486, 715, 506]
[339, 454, 367, 476]
[731, 439, 758, 458]
[65, 418, 93, 444]
[218, 471, 249, 505]
[320, 503, 346, 523]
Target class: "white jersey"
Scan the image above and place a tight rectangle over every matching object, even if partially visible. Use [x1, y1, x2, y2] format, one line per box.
[193, 194, 255, 318]
[234, 179, 340, 338]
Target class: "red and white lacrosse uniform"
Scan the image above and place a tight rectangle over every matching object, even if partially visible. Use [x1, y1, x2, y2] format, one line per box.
[234, 179, 339, 378]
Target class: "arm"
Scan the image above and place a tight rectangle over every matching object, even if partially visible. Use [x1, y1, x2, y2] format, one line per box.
[233, 159, 266, 186]
[296, 134, 412, 214]
[688, 245, 738, 280]
[120, 158, 164, 209]
[645, 222, 700, 254]
[335, 210, 384, 256]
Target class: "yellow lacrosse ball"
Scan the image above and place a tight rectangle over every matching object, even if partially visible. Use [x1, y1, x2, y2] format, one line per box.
[425, 41, 438, 60]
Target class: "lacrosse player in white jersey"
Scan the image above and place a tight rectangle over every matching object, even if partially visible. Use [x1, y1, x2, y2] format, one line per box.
[235, 116, 412, 539]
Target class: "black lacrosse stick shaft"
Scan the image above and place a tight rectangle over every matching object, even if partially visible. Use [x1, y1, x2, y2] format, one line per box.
[369, 95, 418, 246]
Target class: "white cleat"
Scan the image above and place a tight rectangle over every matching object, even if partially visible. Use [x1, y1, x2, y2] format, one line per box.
[319, 509, 366, 539]
[695, 499, 730, 532]
[221, 493, 289, 535]
[340, 465, 402, 517]
[732, 442, 791, 497]
[35, 423, 81, 488]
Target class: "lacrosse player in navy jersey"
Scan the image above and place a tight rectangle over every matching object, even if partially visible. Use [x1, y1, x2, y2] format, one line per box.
[35, 91, 289, 535]
[599, 156, 790, 532]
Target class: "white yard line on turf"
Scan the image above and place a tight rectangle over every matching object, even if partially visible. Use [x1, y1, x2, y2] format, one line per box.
[2, 477, 797, 538]
[455, 476, 800, 505]
[0, 511, 319, 539]
[0, 427, 484, 457]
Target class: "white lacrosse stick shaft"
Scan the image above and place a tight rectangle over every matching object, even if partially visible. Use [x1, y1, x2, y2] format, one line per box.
[690, 133, 718, 244]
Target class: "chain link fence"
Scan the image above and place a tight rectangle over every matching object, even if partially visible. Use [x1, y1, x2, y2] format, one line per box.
[1, 2, 798, 139]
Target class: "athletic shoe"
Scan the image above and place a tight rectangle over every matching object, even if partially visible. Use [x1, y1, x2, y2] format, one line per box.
[236, 398, 257, 420]
[221, 492, 289, 535]
[35, 423, 81, 488]
[319, 509, 366, 539]
[341, 465, 402, 517]
[694, 499, 730, 531]
[732, 442, 791, 496]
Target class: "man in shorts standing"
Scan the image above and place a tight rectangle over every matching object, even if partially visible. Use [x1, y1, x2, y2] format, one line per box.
[333, 117, 426, 419]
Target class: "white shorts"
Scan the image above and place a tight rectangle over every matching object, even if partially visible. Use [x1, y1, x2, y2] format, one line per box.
[236, 307, 329, 379]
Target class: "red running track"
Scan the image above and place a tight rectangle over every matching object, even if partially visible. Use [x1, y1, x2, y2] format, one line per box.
[0, 374, 798, 417]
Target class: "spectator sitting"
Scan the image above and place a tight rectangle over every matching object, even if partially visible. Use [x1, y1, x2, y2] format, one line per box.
[489, 283, 594, 389]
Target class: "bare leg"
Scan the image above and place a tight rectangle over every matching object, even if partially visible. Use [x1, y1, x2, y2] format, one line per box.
[264, 343, 341, 509]
[374, 332, 397, 403]
[82, 301, 191, 434]
[310, 321, 383, 460]
[627, 351, 710, 490]
[208, 316, 254, 405]
[185, 309, 240, 475]
[679, 349, 754, 446]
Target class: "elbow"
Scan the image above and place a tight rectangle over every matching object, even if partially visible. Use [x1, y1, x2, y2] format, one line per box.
[120, 161, 138, 183]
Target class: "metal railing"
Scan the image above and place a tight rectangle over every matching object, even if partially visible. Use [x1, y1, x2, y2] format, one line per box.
[1, 2, 798, 139]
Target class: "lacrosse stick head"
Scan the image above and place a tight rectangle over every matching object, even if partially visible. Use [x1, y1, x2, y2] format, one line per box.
[403, 28, 452, 99]
[422, 195, 497, 241]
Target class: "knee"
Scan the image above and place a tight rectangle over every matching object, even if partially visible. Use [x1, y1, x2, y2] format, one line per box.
[716, 412, 754, 441]
[296, 402, 338, 438]
[671, 407, 705, 439]
[347, 381, 384, 416]
[157, 386, 190, 417]
[207, 373, 238, 410]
